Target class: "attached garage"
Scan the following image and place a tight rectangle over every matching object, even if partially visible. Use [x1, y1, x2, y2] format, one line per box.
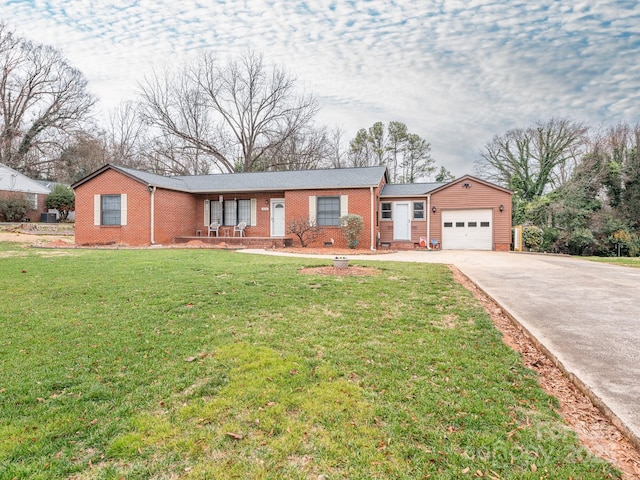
[441, 209, 493, 250]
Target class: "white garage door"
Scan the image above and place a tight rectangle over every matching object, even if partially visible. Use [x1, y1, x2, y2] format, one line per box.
[442, 209, 493, 250]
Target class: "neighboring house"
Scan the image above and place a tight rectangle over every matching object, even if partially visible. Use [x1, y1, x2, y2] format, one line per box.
[0, 162, 51, 222]
[71, 164, 512, 250]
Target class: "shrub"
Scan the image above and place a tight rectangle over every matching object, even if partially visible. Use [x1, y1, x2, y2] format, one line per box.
[0, 196, 30, 222]
[287, 217, 320, 247]
[46, 185, 75, 221]
[567, 228, 596, 256]
[609, 229, 640, 257]
[522, 225, 544, 251]
[542, 227, 560, 252]
[339, 214, 364, 249]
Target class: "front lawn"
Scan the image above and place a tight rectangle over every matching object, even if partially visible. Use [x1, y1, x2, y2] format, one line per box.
[585, 256, 640, 268]
[0, 248, 618, 479]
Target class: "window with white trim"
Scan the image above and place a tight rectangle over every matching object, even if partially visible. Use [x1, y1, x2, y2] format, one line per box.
[101, 195, 122, 225]
[26, 193, 38, 210]
[213, 199, 253, 226]
[381, 202, 392, 220]
[223, 200, 237, 225]
[238, 199, 251, 224]
[317, 197, 340, 226]
[413, 201, 425, 220]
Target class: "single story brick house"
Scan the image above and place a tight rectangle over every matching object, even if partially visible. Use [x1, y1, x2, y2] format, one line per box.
[71, 164, 512, 250]
[0, 162, 51, 222]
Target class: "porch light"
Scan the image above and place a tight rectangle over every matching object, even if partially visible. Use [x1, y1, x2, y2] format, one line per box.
[499, 204, 504, 212]
[431, 206, 437, 213]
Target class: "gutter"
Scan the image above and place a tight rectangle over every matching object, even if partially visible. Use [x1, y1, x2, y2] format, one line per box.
[426, 194, 431, 249]
[149, 185, 156, 244]
[370, 186, 376, 251]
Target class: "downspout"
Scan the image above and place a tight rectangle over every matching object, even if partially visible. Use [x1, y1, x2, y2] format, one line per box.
[370, 186, 376, 251]
[426, 194, 431, 250]
[149, 185, 156, 244]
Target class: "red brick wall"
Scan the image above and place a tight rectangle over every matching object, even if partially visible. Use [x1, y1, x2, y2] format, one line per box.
[286, 188, 377, 249]
[430, 178, 512, 250]
[74, 170, 152, 246]
[153, 189, 198, 244]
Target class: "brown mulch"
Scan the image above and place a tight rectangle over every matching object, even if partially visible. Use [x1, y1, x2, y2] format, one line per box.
[299, 265, 380, 276]
[450, 266, 640, 480]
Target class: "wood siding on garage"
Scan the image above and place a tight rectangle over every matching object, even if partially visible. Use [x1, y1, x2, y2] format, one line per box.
[430, 177, 512, 251]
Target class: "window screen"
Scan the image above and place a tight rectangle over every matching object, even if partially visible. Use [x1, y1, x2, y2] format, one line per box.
[413, 202, 424, 219]
[317, 197, 340, 226]
[238, 199, 251, 224]
[223, 200, 237, 226]
[101, 195, 121, 225]
[381, 202, 392, 219]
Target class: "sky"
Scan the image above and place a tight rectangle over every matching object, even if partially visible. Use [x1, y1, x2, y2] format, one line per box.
[2, 0, 640, 177]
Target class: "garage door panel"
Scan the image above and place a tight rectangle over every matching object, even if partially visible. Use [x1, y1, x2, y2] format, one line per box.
[442, 209, 493, 250]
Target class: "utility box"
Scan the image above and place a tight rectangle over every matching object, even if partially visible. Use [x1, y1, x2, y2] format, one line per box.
[40, 213, 57, 223]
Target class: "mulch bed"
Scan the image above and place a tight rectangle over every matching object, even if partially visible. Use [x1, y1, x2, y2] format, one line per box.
[299, 265, 380, 276]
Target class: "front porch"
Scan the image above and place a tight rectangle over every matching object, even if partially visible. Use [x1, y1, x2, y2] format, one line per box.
[174, 235, 293, 249]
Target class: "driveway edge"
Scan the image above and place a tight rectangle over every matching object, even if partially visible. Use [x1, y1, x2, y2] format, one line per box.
[459, 270, 640, 452]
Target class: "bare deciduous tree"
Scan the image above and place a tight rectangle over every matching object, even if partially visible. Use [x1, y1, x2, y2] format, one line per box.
[105, 101, 147, 169]
[138, 50, 319, 174]
[287, 217, 321, 247]
[476, 118, 587, 201]
[0, 23, 95, 178]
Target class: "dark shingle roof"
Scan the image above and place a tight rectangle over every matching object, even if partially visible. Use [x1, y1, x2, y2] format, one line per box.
[116, 165, 388, 193]
[381, 183, 446, 197]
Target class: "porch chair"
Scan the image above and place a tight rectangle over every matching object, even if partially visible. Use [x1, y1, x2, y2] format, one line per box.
[208, 222, 220, 237]
[233, 222, 246, 237]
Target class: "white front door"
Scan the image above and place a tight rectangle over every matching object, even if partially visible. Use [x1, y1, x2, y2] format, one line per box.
[393, 202, 411, 240]
[270, 199, 285, 236]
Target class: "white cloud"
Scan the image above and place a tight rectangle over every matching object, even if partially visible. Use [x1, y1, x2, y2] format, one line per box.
[2, 0, 639, 176]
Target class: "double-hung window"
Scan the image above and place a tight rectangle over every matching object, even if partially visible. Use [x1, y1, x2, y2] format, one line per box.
[317, 197, 341, 226]
[413, 202, 425, 220]
[237, 199, 251, 225]
[223, 200, 237, 226]
[210, 199, 253, 226]
[381, 202, 392, 220]
[95, 194, 127, 226]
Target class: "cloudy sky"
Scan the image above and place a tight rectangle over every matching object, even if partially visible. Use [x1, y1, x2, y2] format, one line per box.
[3, 0, 640, 176]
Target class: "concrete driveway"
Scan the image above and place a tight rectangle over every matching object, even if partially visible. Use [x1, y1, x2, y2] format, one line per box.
[242, 249, 640, 447]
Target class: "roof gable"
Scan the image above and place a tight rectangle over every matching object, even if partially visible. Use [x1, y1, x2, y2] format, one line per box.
[429, 175, 512, 195]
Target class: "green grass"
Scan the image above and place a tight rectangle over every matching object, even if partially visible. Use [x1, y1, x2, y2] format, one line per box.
[585, 256, 640, 268]
[0, 246, 619, 479]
